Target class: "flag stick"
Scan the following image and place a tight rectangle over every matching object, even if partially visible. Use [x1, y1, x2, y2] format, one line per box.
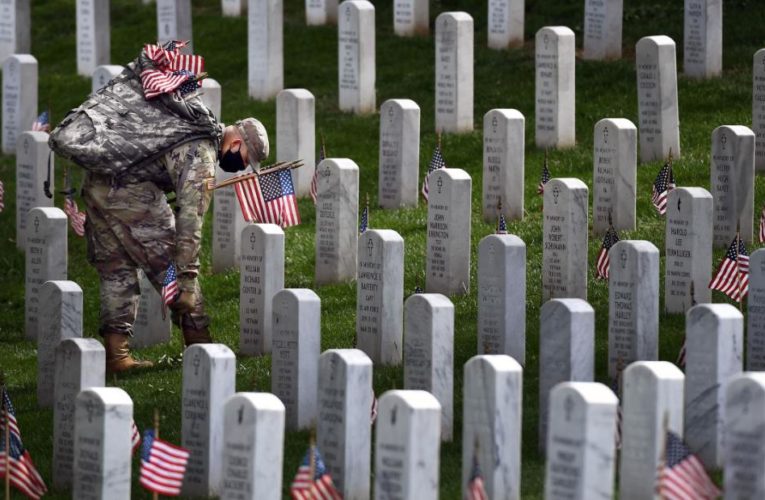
[153, 408, 160, 500]
[2, 372, 9, 500]
[735, 226, 743, 312]
[656, 412, 669, 500]
[205, 160, 304, 191]
[309, 430, 316, 485]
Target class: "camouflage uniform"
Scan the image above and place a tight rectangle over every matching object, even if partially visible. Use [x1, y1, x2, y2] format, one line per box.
[81, 138, 218, 336]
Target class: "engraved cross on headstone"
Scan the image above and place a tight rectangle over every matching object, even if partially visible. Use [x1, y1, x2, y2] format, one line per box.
[237, 404, 244, 424]
[23, 138, 29, 155]
[436, 176, 443, 194]
[741, 387, 751, 415]
[543, 33, 550, 50]
[388, 105, 394, 123]
[603, 126, 609, 144]
[34, 216, 40, 233]
[620, 249, 628, 270]
[721, 133, 727, 150]
[552, 185, 560, 205]
[250, 232, 257, 251]
[390, 405, 397, 425]
[192, 353, 201, 376]
[85, 398, 96, 423]
[492, 116, 498, 134]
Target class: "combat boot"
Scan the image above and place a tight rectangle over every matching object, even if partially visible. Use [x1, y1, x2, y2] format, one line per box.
[182, 325, 213, 346]
[104, 332, 154, 373]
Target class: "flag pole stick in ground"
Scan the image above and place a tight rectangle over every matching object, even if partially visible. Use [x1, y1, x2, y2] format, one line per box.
[153, 409, 160, 500]
[736, 224, 743, 312]
[2, 372, 9, 500]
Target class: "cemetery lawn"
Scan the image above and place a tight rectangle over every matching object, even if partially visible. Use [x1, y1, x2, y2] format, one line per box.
[0, 0, 761, 496]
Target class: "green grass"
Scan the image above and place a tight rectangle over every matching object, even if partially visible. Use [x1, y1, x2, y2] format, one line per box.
[0, 0, 763, 497]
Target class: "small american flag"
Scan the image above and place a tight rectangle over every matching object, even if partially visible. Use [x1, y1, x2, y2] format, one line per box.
[161, 263, 180, 307]
[310, 140, 326, 204]
[31, 111, 50, 133]
[234, 170, 300, 227]
[139, 429, 190, 497]
[421, 143, 446, 202]
[414, 286, 423, 294]
[290, 446, 342, 500]
[140, 41, 204, 99]
[0, 388, 48, 500]
[610, 369, 623, 450]
[359, 203, 368, 234]
[537, 152, 551, 195]
[496, 212, 508, 234]
[595, 224, 620, 280]
[0, 180, 4, 213]
[657, 430, 720, 500]
[64, 197, 86, 237]
[131, 419, 141, 454]
[708, 235, 749, 302]
[759, 204, 765, 244]
[651, 160, 676, 215]
[466, 449, 488, 500]
[370, 392, 378, 423]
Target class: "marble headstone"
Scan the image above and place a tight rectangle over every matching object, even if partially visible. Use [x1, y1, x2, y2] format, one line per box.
[182, 344, 237, 497]
[157, 0, 193, 51]
[636, 36, 680, 162]
[248, 0, 283, 101]
[683, 0, 722, 78]
[435, 12, 474, 133]
[357, 229, 404, 366]
[592, 118, 637, 235]
[16, 131, 53, 251]
[426, 168, 472, 295]
[583, 0, 623, 60]
[487, 0, 524, 49]
[25, 207, 67, 341]
[544, 382, 618, 500]
[91, 64, 122, 93]
[221, 393, 285, 500]
[378, 98, 420, 208]
[393, 0, 428, 37]
[240, 224, 284, 356]
[53, 338, 105, 490]
[76, 0, 110, 77]
[754, 49, 765, 172]
[462, 355, 523, 500]
[482, 109, 525, 221]
[538, 298, 595, 453]
[477, 233, 526, 364]
[542, 178, 589, 301]
[38, 281, 83, 408]
[748, 249, 765, 370]
[535, 26, 575, 149]
[374, 390, 441, 500]
[619, 361, 684, 500]
[0, 0, 30, 64]
[276, 89, 315, 196]
[665, 187, 713, 313]
[317, 349, 373, 498]
[2, 54, 37, 154]
[338, 0, 375, 114]
[222, 0, 246, 17]
[724, 373, 765, 498]
[607, 241, 659, 379]
[305, 0, 337, 25]
[684, 303, 743, 469]
[404, 293, 454, 441]
[132, 270, 172, 348]
[271, 289, 320, 430]
[73, 388, 133, 500]
[200, 78, 222, 118]
[710, 125, 755, 247]
[212, 165, 247, 273]
[315, 158, 359, 284]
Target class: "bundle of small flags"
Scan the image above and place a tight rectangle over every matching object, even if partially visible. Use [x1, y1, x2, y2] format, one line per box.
[290, 445, 342, 500]
[651, 158, 675, 215]
[708, 234, 749, 302]
[656, 430, 720, 500]
[537, 150, 551, 195]
[31, 110, 50, 133]
[310, 139, 326, 204]
[595, 224, 620, 280]
[64, 196, 87, 237]
[139, 429, 190, 497]
[422, 140, 446, 202]
[140, 40, 205, 99]
[0, 387, 48, 500]
[161, 263, 180, 309]
[233, 169, 300, 227]
[466, 446, 488, 500]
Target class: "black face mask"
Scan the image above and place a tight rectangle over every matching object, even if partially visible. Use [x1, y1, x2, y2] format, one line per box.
[219, 148, 247, 173]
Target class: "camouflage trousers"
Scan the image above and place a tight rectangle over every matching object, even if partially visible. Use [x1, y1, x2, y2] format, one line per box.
[82, 173, 210, 336]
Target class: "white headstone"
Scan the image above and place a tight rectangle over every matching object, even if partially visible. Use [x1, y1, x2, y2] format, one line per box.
[248, 0, 283, 101]
[157, 0, 193, 50]
[317, 349, 373, 498]
[636, 36, 680, 162]
[0, 0, 30, 64]
[462, 355, 523, 500]
[404, 293, 454, 441]
[212, 165, 247, 273]
[357, 229, 404, 366]
[16, 131, 53, 251]
[200, 78, 222, 118]
[315, 158, 359, 284]
[76, 0, 110, 77]
[748, 249, 765, 370]
[683, 0, 722, 78]
[53, 338, 105, 490]
[221, 393, 285, 500]
[374, 390, 441, 500]
[393, 0, 428, 37]
[378, 98, 420, 208]
[132, 270, 172, 348]
[182, 344, 237, 497]
[487, 0, 524, 49]
[271, 288, 321, 430]
[535, 26, 575, 149]
[26, 207, 67, 341]
[753, 49, 765, 172]
[306, 0, 337, 25]
[724, 373, 765, 499]
[592, 118, 637, 235]
[2, 54, 37, 154]
[222, 0, 246, 17]
[583, 0, 623, 60]
[38, 281, 83, 408]
[73, 387, 133, 500]
[435, 12, 474, 133]
[338, 0, 375, 114]
[482, 109, 525, 221]
[684, 303, 743, 469]
[276, 89, 315, 197]
[91, 64, 123, 93]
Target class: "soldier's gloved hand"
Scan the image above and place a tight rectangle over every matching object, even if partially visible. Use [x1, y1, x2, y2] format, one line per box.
[173, 291, 196, 314]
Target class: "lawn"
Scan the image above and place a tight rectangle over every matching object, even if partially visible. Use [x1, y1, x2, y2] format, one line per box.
[0, 0, 762, 497]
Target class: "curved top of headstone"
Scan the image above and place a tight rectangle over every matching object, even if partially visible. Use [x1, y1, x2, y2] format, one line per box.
[623, 360, 684, 381]
[379, 389, 441, 411]
[611, 239, 659, 256]
[712, 125, 755, 138]
[595, 117, 636, 130]
[3, 53, 37, 67]
[201, 77, 221, 89]
[381, 98, 420, 111]
[436, 11, 474, 23]
[727, 372, 765, 398]
[668, 186, 712, 200]
[92, 64, 123, 76]
[484, 108, 524, 120]
[405, 292, 453, 310]
[28, 206, 67, 220]
[225, 391, 285, 411]
[536, 26, 575, 38]
[479, 233, 525, 248]
[687, 303, 743, 321]
[77, 386, 133, 406]
[360, 228, 403, 243]
[317, 157, 359, 173]
[751, 247, 765, 264]
[636, 35, 676, 48]
[184, 342, 236, 361]
[273, 287, 321, 305]
[18, 131, 50, 144]
[42, 280, 83, 294]
[341, 0, 374, 13]
[540, 298, 594, 316]
[243, 223, 284, 237]
[431, 167, 471, 182]
[277, 88, 314, 100]
[550, 381, 618, 405]
[545, 177, 588, 191]
[321, 348, 373, 367]
[465, 354, 522, 373]
[57, 337, 105, 355]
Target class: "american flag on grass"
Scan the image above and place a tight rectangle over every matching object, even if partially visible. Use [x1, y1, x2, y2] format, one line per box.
[290, 446, 342, 500]
[708, 235, 749, 302]
[31, 111, 50, 133]
[234, 169, 300, 227]
[537, 151, 551, 195]
[466, 447, 488, 500]
[759, 204, 765, 244]
[64, 196, 86, 237]
[496, 212, 508, 234]
[139, 429, 190, 497]
[131, 420, 141, 454]
[421, 142, 446, 202]
[657, 430, 720, 500]
[595, 224, 620, 280]
[0, 388, 48, 500]
[651, 160, 675, 215]
[140, 41, 204, 99]
[359, 203, 368, 234]
[162, 263, 180, 308]
[310, 139, 326, 204]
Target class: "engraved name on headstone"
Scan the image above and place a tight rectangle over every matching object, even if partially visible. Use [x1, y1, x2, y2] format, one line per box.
[338, 0, 375, 114]
[435, 12, 474, 133]
[16, 131, 53, 251]
[684, 0, 722, 78]
[583, 0, 623, 60]
[276, 89, 315, 197]
[248, 0, 283, 101]
[748, 249, 765, 370]
[393, 0, 428, 37]
[378, 98, 420, 208]
[2, 54, 37, 154]
[487, 0, 524, 50]
[535, 26, 575, 149]
[212, 165, 247, 273]
[753, 49, 765, 172]
[592, 118, 637, 235]
[482, 109, 525, 221]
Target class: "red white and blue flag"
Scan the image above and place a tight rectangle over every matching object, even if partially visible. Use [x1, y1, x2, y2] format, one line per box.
[290, 446, 342, 500]
[31, 111, 50, 133]
[652, 160, 676, 215]
[421, 144, 446, 202]
[538, 154, 551, 195]
[708, 235, 749, 302]
[64, 196, 87, 237]
[0, 388, 48, 500]
[141, 41, 204, 99]
[595, 224, 620, 280]
[234, 169, 300, 227]
[131, 420, 141, 454]
[657, 431, 720, 500]
[466, 449, 488, 500]
[139, 429, 190, 497]
[161, 263, 180, 307]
